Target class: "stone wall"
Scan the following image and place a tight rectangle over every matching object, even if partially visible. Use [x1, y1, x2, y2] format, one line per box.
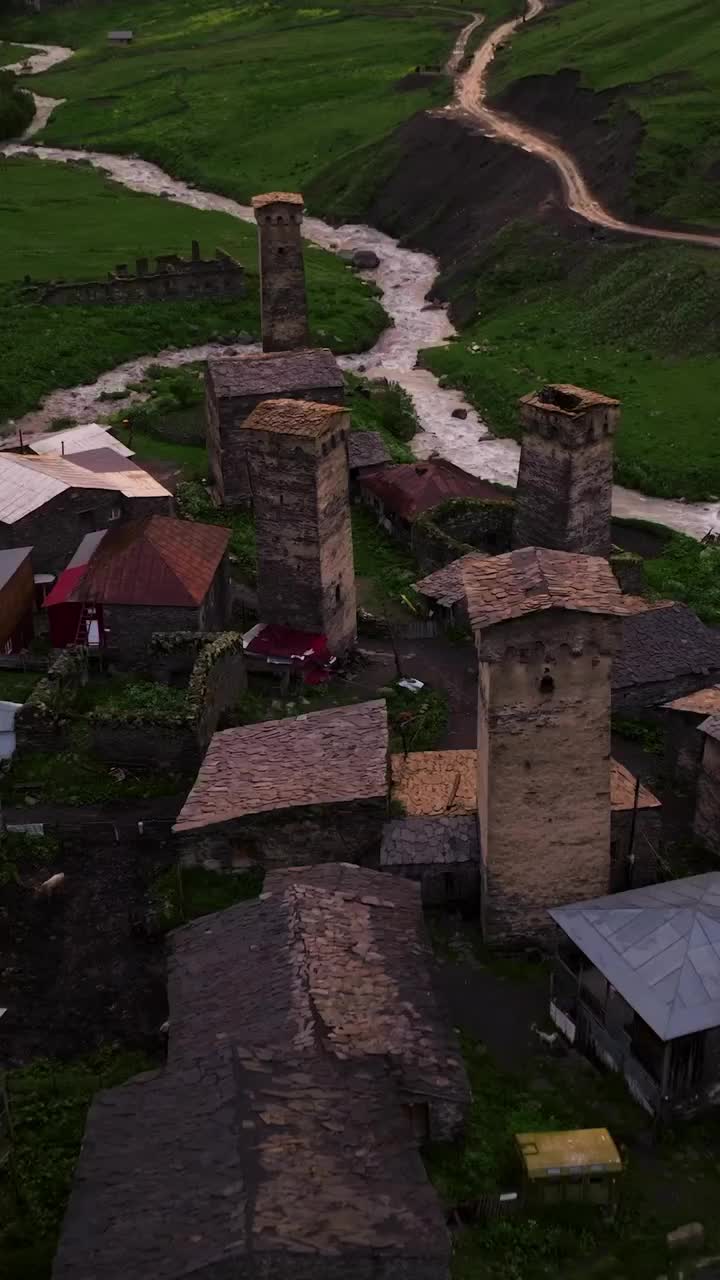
[176, 796, 387, 872]
[103, 561, 228, 670]
[412, 498, 514, 573]
[477, 611, 620, 947]
[609, 552, 644, 596]
[248, 423, 356, 653]
[29, 245, 245, 307]
[383, 861, 480, 909]
[664, 709, 706, 790]
[254, 197, 310, 352]
[14, 646, 87, 754]
[694, 736, 720, 854]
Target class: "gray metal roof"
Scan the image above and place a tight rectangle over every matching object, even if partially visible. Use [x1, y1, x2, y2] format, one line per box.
[699, 714, 720, 744]
[550, 873, 720, 1041]
[0, 546, 32, 591]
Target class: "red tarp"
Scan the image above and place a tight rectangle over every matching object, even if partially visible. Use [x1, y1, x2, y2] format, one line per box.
[44, 564, 89, 608]
[246, 625, 334, 682]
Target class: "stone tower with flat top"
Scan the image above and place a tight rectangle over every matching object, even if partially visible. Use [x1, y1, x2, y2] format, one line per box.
[252, 191, 310, 353]
[244, 397, 356, 655]
[463, 547, 626, 946]
[512, 384, 620, 558]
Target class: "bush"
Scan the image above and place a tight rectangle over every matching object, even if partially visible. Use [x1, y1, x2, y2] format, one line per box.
[0, 70, 33, 142]
[645, 533, 720, 624]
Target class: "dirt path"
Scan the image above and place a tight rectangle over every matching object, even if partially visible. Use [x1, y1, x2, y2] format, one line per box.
[449, 0, 720, 251]
[3, 30, 720, 538]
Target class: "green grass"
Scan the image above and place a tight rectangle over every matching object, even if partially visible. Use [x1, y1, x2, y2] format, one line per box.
[645, 531, 720, 623]
[421, 223, 720, 501]
[611, 716, 665, 756]
[346, 373, 418, 462]
[351, 504, 419, 606]
[0, 830, 59, 887]
[490, 0, 720, 227]
[0, 67, 33, 140]
[0, 41, 34, 67]
[175, 479, 256, 580]
[1, 740, 188, 805]
[74, 676, 189, 718]
[0, 670, 42, 703]
[149, 864, 265, 931]
[2, 0, 460, 205]
[0, 1047, 155, 1278]
[0, 156, 387, 425]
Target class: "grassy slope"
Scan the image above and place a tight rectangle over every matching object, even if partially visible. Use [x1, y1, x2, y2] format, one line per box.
[422, 223, 720, 501]
[0, 155, 386, 424]
[491, 0, 720, 225]
[0, 40, 34, 67]
[2, 0, 458, 204]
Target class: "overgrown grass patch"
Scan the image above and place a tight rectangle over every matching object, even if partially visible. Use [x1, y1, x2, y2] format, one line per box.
[149, 864, 264, 931]
[346, 373, 418, 462]
[644, 532, 720, 623]
[1, 739, 187, 805]
[351, 504, 418, 607]
[175, 479, 256, 581]
[0, 830, 59, 887]
[0, 670, 42, 703]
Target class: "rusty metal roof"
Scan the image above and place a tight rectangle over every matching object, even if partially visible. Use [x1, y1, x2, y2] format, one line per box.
[359, 459, 507, 522]
[66, 515, 230, 607]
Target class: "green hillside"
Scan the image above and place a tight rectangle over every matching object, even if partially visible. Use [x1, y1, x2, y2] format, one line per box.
[491, 0, 720, 225]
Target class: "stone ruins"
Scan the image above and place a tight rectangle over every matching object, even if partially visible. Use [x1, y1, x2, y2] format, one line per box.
[25, 241, 245, 306]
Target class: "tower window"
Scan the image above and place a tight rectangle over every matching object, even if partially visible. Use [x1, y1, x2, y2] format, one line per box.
[277, 247, 286, 256]
[335, 584, 342, 603]
[539, 674, 555, 695]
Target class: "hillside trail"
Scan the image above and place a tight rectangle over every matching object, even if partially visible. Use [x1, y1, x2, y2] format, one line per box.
[2, 23, 720, 538]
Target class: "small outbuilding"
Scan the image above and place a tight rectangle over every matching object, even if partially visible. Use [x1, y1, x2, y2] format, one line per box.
[614, 599, 720, 711]
[550, 873, 720, 1117]
[415, 552, 489, 626]
[23, 422, 134, 461]
[694, 715, 720, 855]
[0, 546, 34, 655]
[347, 430, 390, 487]
[609, 759, 662, 890]
[664, 684, 720, 789]
[516, 1129, 622, 1210]
[358, 459, 505, 543]
[107, 29, 134, 44]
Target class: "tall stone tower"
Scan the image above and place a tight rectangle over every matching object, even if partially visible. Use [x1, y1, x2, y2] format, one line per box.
[244, 398, 356, 654]
[463, 547, 625, 947]
[512, 384, 620, 557]
[252, 191, 310, 353]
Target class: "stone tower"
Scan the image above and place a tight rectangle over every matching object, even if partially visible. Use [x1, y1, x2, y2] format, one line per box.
[244, 398, 356, 654]
[252, 191, 310, 353]
[512, 384, 620, 557]
[463, 547, 625, 947]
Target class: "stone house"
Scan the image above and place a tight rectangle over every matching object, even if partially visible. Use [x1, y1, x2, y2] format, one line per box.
[464, 547, 628, 947]
[347, 430, 390, 489]
[44, 515, 230, 665]
[663, 685, 720, 789]
[205, 347, 344, 503]
[173, 700, 389, 869]
[693, 715, 720, 855]
[358, 458, 507, 546]
[0, 546, 34, 655]
[53, 863, 467, 1280]
[415, 553, 488, 627]
[245, 398, 356, 655]
[549, 873, 720, 1118]
[512, 383, 619, 557]
[613, 599, 720, 711]
[0, 450, 172, 576]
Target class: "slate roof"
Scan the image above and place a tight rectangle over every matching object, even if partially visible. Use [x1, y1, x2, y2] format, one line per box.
[664, 686, 720, 717]
[252, 191, 304, 209]
[551, 873, 720, 1040]
[415, 553, 488, 608]
[359, 459, 507, 522]
[391, 750, 477, 816]
[28, 422, 133, 459]
[381, 815, 479, 867]
[0, 451, 169, 523]
[463, 546, 626, 631]
[610, 759, 661, 812]
[348, 430, 390, 471]
[0, 546, 32, 592]
[243, 397, 347, 438]
[699, 715, 720, 744]
[206, 347, 342, 398]
[520, 383, 620, 416]
[57, 515, 229, 607]
[173, 700, 388, 832]
[614, 603, 720, 693]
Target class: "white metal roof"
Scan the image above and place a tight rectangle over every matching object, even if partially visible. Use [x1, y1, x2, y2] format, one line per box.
[0, 453, 170, 523]
[29, 423, 134, 460]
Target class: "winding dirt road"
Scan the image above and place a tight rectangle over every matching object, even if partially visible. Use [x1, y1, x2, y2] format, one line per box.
[2, 18, 720, 537]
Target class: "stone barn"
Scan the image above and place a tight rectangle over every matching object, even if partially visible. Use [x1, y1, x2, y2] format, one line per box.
[512, 383, 619, 557]
[44, 515, 230, 665]
[464, 547, 627, 947]
[358, 458, 506, 547]
[205, 346, 344, 503]
[252, 190, 310, 352]
[245, 398, 356, 655]
[52, 863, 467, 1280]
[173, 700, 389, 869]
[0, 450, 172, 575]
[0, 546, 34, 655]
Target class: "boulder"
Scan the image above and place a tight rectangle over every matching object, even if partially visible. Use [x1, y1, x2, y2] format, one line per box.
[342, 248, 381, 270]
[451, 407, 468, 420]
[667, 1224, 704, 1254]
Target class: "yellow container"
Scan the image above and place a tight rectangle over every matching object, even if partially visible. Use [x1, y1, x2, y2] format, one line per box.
[515, 1129, 622, 1208]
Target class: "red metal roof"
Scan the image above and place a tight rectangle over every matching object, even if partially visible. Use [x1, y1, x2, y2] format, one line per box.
[358, 459, 509, 522]
[49, 516, 230, 608]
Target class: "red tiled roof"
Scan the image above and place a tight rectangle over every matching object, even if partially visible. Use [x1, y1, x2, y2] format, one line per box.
[358, 460, 508, 522]
[63, 516, 230, 607]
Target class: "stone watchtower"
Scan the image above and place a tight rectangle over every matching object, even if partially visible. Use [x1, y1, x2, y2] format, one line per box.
[463, 547, 626, 947]
[252, 192, 310, 353]
[512, 384, 620, 557]
[244, 398, 356, 654]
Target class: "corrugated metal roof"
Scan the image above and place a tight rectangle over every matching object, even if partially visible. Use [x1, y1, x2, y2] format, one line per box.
[0, 453, 168, 523]
[0, 454, 68, 523]
[62, 515, 230, 608]
[551, 872, 720, 1040]
[359, 459, 507, 522]
[29, 423, 133, 459]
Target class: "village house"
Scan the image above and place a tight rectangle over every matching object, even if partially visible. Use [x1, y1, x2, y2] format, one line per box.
[663, 685, 720, 789]
[358, 458, 507, 546]
[15, 421, 134, 460]
[0, 546, 34, 655]
[173, 700, 389, 869]
[44, 515, 230, 664]
[415, 553, 488, 626]
[613, 598, 720, 710]
[205, 347, 344, 503]
[549, 873, 720, 1118]
[347, 430, 391, 488]
[245, 398, 357, 656]
[52, 863, 467, 1280]
[464, 547, 628, 947]
[693, 715, 720, 855]
[0, 450, 172, 575]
